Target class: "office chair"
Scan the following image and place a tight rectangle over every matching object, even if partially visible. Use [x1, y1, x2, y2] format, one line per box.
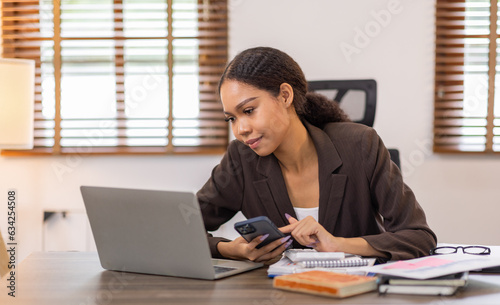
[0, 232, 9, 278]
[307, 79, 401, 169]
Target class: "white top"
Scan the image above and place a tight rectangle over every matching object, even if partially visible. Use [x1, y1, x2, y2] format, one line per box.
[293, 207, 319, 222]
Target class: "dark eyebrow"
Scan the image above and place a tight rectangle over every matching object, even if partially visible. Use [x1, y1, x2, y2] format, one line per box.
[223, 97, 258, 115]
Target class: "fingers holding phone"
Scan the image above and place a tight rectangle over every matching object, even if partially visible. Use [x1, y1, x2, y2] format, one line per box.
[246, 233, 292, 262]
[217, 232, 291, 262]
[229, 216, 293, 262]
[235, 216, 286, 248]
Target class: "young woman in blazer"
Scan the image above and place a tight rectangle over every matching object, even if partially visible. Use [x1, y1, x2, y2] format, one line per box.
[197, 47, 436, 263]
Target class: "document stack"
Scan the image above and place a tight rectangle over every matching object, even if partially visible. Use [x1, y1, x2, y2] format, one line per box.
[366, 251, 500, 296]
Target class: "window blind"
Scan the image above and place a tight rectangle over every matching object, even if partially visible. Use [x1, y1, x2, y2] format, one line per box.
[434, 0, 500, 153]
[1, 0, 228, 155]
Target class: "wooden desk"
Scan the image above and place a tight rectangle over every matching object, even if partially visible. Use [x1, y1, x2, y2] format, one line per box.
[2, 252, 500, 305]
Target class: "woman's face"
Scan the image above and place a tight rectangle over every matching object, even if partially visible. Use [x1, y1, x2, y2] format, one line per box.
[220, 80, 293, 156]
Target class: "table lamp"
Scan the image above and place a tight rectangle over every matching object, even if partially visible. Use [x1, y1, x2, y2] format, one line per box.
[0, 58, 35, 150]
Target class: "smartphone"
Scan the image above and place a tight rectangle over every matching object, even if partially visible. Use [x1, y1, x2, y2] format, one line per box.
[234, 216, 286, 249]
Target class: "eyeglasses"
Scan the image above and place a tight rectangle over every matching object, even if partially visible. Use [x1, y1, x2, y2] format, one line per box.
[430, 246, 491, 256]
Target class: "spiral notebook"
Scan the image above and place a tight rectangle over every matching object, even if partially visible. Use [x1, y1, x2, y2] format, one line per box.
[285, 249, 374, 268]
[299, 259, 372, 268]
[267, 250, 376, 277]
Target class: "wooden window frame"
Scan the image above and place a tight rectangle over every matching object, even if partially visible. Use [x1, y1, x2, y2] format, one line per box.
[434, 0, 499, 154]
[1, 0, 229, 156]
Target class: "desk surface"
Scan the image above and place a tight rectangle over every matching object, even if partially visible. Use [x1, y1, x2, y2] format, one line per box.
[2, 252, 500, 305]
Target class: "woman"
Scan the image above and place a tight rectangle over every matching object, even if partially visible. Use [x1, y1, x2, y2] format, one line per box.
[197, 47, 436, 263]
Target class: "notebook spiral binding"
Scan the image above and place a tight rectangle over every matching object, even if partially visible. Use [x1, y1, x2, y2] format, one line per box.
[301, 259, 371, 268]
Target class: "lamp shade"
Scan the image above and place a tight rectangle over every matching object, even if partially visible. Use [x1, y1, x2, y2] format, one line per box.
[0, 58, 35, 150]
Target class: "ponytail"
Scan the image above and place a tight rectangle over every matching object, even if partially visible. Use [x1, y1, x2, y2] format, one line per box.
[295, 92, 351, 128]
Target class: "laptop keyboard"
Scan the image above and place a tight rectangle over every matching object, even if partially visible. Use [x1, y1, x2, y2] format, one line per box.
[214, 265, 237, 274]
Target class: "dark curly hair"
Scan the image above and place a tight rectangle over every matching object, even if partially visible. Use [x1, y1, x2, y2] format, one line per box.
[218, 47, 350, 128]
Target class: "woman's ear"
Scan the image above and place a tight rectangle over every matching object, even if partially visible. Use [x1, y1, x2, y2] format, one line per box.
[279, 83, 294, 108]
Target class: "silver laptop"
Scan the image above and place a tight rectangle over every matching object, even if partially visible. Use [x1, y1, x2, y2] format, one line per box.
[80, 186, 263, 280]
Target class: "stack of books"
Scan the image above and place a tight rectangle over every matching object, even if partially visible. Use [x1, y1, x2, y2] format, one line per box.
[378, 272, 469, 296]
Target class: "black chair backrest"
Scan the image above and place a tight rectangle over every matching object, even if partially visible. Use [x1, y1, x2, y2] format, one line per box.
[307, 79, 401, 169]
[307, 79, 377, 127]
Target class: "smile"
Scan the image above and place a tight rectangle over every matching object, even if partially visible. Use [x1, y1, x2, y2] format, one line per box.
[245, 137, 262, 149]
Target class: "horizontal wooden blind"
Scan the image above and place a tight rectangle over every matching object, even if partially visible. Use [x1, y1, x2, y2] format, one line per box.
[434, 0, 499, 153]
[1, 0, 228, 155]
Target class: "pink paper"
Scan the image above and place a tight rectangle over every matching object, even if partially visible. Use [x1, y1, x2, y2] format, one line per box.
[383, 257, 453, 270]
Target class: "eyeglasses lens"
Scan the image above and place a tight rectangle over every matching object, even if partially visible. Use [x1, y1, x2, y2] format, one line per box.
[464, 246, 489, 255]
[433, 247, 456, 254]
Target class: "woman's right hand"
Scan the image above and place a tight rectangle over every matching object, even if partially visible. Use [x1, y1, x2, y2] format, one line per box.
[217, 235, 292, 264]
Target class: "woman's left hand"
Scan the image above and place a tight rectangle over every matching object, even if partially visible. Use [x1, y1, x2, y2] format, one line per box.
[280, 215, 340, 252]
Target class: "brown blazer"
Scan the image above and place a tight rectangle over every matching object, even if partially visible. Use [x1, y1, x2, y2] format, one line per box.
[197, 121, 437, 260]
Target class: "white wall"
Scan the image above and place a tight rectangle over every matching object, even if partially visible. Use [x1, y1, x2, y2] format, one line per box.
[1, 0, 500, 262]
